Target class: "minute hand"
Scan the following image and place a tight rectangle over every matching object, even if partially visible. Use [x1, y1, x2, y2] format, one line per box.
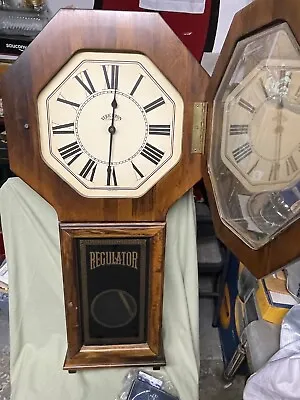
[107, 88, 118, 185]
[273, 97, 284, 180]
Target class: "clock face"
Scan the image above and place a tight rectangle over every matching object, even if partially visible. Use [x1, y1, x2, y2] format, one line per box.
[209, 23, 300, 249]
[222, 59, 300, 193]
[37, 52, 184, 198]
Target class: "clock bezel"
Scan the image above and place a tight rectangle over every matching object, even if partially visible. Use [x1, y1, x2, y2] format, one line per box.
[37, 51, 184, 199]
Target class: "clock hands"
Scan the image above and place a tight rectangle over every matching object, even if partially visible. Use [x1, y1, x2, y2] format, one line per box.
[107, 87, 118, 186]
[272, 95, 284, 181]
[270, 69, 290, 181]
[271, 69, 300, 114]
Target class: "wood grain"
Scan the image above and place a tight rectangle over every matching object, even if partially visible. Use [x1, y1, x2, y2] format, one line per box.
[0, 10, 209, 370]
[1, 9, 209, 223]
[64, 343, 165, 369]
[203, 0, 300, 278]
[60, 222, 166, 369]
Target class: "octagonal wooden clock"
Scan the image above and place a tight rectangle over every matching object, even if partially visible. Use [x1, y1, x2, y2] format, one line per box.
[2, 0, 300, 371]
[0, 10, 209, 370]
[203, 0, 300, 278]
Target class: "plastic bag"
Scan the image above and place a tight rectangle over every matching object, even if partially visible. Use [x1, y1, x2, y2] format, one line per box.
[116, 369, 179, 400]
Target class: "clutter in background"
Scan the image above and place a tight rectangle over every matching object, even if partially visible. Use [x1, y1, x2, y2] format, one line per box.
[0, 0, 49, 39]
[0, 258, 8, 291]
[244, 304, 300, 400]
[117, 370, 179, 400]
[139, 0, 206, 14]
[222, 260, 300, 382]
[0, 259, 8, 316]
[255, 270, 298, 325]
[238, 263, 299, 330]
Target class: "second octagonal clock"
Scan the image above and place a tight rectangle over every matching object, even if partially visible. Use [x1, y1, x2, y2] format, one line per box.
[203, 0, 300, 278]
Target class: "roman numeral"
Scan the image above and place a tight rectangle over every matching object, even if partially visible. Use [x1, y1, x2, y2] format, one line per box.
[229, 124, 248, 135]
[144, 97, 165, 113]
[286, 156, 298, 175]
[232, 142, 252, 163]
[52, 122, 74, 134]
[131, 162, 144, 179]
[57, 97, 80, 108]
[58, 141, 82, 165]
[79, 159, 97, 182]
[106, 166, 117, 186]
[149, 125, 171, 136]
[238, 98, 255, 113]
[130, 74, 144, 96]
[269, 162, 280, 181]
[75, 70, 96, 95]
[141, 143, 164, 165]
[102, 65, 119, 90]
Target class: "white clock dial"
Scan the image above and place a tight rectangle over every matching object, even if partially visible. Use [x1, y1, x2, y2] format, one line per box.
[37, 52, 184, 198]
[221, 59, 300, 192]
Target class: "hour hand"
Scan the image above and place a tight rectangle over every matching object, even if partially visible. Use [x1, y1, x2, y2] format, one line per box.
[106, 165, 117, 186]
[106, 165, 111, 186]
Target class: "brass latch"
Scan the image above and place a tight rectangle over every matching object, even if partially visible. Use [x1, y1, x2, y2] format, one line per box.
[191, 102, 207, 154]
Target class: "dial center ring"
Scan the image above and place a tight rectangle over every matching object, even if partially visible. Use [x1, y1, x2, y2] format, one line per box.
[74, 90, 149, 166]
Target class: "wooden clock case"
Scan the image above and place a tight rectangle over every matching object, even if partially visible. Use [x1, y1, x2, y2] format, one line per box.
[203, 0, 300, 279]
[0, 10, 209, 369]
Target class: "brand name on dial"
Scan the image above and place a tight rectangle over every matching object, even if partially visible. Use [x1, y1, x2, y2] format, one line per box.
[101, 113, 122, 121]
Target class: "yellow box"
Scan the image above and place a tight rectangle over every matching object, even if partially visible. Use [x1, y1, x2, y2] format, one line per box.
[255, 275, 297, 324]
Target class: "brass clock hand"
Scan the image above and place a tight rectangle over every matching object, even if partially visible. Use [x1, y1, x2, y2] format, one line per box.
[107, 88, 118, 185]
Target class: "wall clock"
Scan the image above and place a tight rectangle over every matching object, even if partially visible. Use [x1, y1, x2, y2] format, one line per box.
[0, 10, 208, 370]
[203, 0, 300, 278]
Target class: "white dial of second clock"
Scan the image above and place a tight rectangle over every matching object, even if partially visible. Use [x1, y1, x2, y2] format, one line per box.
[221, 60, 300, 192]
[38, 52, 183, 198]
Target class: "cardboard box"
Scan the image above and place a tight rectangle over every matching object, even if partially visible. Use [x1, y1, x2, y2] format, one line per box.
[255, 274, 297, 324]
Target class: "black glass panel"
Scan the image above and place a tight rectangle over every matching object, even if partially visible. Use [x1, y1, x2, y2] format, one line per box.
[77, 238, 149, 345]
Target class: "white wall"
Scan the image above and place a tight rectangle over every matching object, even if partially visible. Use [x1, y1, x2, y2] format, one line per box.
[47, 0, 94, 16]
